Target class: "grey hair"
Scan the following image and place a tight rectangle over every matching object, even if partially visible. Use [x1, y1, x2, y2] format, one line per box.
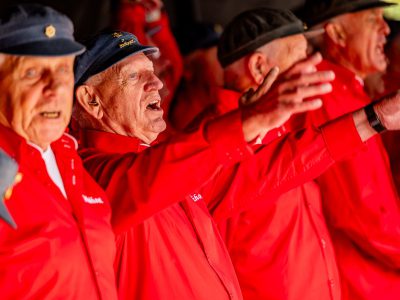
[72, 64, 119, 129]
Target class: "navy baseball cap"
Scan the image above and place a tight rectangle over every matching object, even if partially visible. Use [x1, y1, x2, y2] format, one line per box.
[218, 8, 322, 68]
[74, 30, 158, 86]
[297, 0, 395, 27]
[0, 3, 85, 56]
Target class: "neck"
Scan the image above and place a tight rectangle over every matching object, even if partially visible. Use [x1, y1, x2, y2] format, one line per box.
[323, 47, 367, 79]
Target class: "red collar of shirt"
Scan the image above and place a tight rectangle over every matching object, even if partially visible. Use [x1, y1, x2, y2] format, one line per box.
[79, 129, 150, 154]
[214, 87, 241, 114]
[0, 124, 25, 160]
[0, 124, 76, 162]
[318, 59, 366, 90]
[317, 58, 372, 111]
[317, 59, 357, 79]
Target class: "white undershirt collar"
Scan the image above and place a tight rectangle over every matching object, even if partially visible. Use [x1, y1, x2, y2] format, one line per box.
[27, 142, 67, 198]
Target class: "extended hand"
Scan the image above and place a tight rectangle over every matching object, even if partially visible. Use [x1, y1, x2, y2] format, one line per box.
[240, 54, 335, 141]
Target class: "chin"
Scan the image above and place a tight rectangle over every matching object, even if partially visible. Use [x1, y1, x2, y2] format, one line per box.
[152, 118, 167, 132]
[35, 127, 65, 147]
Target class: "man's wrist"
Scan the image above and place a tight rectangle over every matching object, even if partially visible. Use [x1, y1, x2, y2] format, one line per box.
[364, 103, 386, 133]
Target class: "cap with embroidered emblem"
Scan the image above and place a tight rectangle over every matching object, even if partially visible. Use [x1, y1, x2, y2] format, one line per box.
[0, 3, 85, 56]
[74, 30, 158, 86]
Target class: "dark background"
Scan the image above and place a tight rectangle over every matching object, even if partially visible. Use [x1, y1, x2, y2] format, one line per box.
[0, 0, 305, 41]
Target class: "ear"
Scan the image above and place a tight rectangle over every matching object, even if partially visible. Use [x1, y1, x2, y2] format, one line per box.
[75, 85, 103, 120]
[325, 22, 347, 47]
[248, 52, 268, 86]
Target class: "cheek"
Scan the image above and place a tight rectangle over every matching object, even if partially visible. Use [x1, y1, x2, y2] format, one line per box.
[8, 91, 36, 128]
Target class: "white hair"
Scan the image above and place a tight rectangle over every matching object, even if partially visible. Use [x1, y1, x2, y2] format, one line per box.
[72, 64, 119, 129]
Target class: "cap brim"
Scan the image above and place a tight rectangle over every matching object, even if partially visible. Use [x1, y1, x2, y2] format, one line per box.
[74, 44, 158, 86]
[307, 1, 396, 26]
[304, 28, 325, 38]
[0, 39, 86, 56]
[354, 1, 397, 13]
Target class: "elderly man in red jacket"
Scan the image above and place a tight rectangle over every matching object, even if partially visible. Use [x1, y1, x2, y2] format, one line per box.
[174, 7, 386, 299]
[0, 4, 119, 299]
[71, 23, 400, 299]
[296, 0, 400, 299]
[181, 8, 346, 300]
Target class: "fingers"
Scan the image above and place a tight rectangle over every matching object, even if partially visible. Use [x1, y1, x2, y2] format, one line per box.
[281, 83, 332, 103]
[253, 67, 280, 100]
[282, 99, 323, 115]
[283, 52, 323, 78]
[278, 70, 335, 94]
[239, 88, 254, 106]
[241, 67, 280, 106]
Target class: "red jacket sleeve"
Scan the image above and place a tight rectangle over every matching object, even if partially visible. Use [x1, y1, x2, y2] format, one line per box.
[208, 115, 366, 221]
[80, 111, 252, 234]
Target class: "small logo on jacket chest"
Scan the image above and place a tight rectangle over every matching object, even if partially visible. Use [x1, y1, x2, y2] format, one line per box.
[189, 193, 203, 202]
[82, 195, 104, 204]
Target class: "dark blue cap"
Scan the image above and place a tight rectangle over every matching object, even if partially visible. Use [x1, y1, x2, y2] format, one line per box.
[0, 3, 85, 57]
[74, 30, 158, 86]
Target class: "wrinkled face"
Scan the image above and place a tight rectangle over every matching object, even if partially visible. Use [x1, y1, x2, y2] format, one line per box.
[341, 8, 390, 75]
[0, 55, 75, 149]
[95, 53, 165, 143]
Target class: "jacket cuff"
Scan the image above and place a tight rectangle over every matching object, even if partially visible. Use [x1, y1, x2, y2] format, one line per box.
[321, 114, 365, 161]
[204, 110, 253, 165]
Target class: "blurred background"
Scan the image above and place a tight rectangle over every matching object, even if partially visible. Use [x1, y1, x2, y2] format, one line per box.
[0, 0, 305, 41]
[1, 0, 399, 45]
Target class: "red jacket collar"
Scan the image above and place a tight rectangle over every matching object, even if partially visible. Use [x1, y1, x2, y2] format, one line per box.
[215, 87, 241, 114]
[318, 59, 364, 86]
[0, 124, 26, 164]
[0, 124, 77, 161]
[79, 129, 150, 154]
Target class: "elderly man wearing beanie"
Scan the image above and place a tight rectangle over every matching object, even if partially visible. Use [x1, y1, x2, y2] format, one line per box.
[296, 1, 400, 299]
[71, 12, 400, 300]
[0, 4, 119, 299]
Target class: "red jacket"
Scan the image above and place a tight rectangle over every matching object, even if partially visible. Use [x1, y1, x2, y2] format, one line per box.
[0, 125, 117, 300]
[311, 60, 400, 300]
[79, 113, 252, 300]
[80, 98, 368, 300]
[190, 88, 340, 300]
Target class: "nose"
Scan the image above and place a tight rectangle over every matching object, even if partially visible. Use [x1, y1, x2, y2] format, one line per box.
[42, 72, 65, 97]
[380, 16, 390, 36]
[144, 72, 164, 92]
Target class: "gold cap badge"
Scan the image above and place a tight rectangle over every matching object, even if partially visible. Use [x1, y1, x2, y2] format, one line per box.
[112, 32, 123, 38]
[44, 25, 56, 38]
